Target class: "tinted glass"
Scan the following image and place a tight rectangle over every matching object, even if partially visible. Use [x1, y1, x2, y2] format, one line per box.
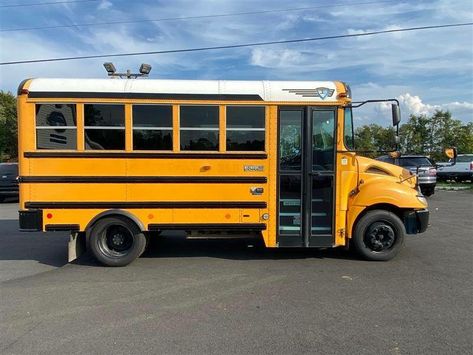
[133, 130, 172, 150]
[36, 104, 76, 126]
[280, 110, 302, 171]
[180, 130, 218, 151]
[279, 175, 301, 235]
[180, 106, 218, 128]
[37, 129, 77, 149]
[311, 176, 333, 235]
[0, 164, 18, 175]
[227, 131, 264, 151]
[457, 155, 473, 163]
[344, 107, 354, 150]
[85, 104, 124, 127]
[85, 129, 125, 150]
[133, 105, 172, 127]
[377, 156, 394, 163]
[399, 157, 433, 167]
[312, 110, 335, 171]
[227, 106, 265, 128]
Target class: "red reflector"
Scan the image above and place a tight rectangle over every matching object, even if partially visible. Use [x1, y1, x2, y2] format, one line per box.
[46, 213, 53, 219]
[20, 89, 29, 95]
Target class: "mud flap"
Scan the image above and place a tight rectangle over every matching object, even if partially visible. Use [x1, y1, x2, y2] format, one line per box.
[68, 232, 86, 262]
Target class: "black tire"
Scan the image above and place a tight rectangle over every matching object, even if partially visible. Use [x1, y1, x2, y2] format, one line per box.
[421, 187, 434, 197]
[88, 216, 146, 267]
[352, 210, 405, 261]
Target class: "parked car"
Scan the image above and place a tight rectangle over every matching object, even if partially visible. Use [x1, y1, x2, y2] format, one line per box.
[437, 154, 473, 182]
[0, 163, 19, 202]
[376, 155, 437, 196]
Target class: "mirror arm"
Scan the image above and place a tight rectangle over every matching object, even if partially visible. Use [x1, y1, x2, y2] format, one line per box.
[347, 98, 400, 108]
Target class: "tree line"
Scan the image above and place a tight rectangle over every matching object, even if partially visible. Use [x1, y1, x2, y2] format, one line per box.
[1, 90, 472, 162]
[355, 110, 473, 161]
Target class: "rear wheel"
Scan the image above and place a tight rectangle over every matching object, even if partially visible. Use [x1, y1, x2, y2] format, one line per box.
[88, 216, 146, 267]
[352, 210, 405, 261]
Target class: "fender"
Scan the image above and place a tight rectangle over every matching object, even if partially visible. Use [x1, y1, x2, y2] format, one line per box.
[84, 209, 146, 233]
[346, 178, 426, 238]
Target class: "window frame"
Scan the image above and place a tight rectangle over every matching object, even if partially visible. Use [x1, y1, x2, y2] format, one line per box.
[35, 103, 78, 150]
[225, 105, 266, 152]
[84, 103, 126, 151]
[179, 104, 220, 152]
[131, 104, 173, 151]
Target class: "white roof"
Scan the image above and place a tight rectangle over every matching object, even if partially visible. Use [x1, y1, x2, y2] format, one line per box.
[26, 78, 343, 102]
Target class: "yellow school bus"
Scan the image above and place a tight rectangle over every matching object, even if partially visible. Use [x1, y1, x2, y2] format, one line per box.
[17, 78, 430, 266]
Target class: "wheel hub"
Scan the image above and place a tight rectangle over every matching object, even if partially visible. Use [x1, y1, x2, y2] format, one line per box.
[365, 223, 395, 252]
[112, 233, 124, 246]
[103, 225, 133, 254]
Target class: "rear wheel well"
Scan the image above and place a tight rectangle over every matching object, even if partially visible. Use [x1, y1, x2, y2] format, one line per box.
[85, 210, 145, 235]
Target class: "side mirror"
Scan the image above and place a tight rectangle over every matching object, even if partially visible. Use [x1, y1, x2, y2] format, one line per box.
[391, 104, 401, 126]
[444, 147, 457, 164]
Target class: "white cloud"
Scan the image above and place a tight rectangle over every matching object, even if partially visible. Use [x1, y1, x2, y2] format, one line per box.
[397, 93, 437, 116]
[97, 0, 112, 10]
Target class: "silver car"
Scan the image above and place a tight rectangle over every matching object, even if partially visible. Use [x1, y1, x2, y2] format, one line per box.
[376, 155, 437, 196]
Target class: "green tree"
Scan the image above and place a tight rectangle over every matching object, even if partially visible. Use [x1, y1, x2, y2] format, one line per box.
[400, 110, 473, 161]
[354, 124, 396, 158]
[0, 91, 18, 162]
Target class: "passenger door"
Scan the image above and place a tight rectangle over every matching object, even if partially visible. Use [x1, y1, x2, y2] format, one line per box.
[277, 107, 336, 247]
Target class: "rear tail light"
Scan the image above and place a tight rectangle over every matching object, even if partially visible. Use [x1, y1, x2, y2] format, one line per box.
[428, 168, 437, 176]
[470, 162, 473, 171]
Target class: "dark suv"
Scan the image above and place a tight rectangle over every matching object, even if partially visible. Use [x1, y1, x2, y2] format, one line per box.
[0, 163, 19, 202]
[376, 155, 437, 196]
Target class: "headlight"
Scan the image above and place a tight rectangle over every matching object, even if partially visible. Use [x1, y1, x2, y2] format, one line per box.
[417, 195, 427, 206]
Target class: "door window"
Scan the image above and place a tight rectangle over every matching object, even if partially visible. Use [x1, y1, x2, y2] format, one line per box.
[312, 110, 335, 171]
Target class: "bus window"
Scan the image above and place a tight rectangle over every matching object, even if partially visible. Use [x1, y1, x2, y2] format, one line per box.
[279, 110, 302, 171]
[36, 104, 77, 150]
[312, 110, 335, 171]
[226, 106, 265, 151]
[132, 105, 172, 151]
[344, 107, 354, 150]
[180, 106, 219, 151]
[85, 104, 125, 150]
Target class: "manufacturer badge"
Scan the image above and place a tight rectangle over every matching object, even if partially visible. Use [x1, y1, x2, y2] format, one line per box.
[244, 165, 264, 172]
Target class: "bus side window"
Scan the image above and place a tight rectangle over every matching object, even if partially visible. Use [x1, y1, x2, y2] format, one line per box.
[36, 104, 77, 150]
[226, 106, 265, 151]
[84, 104, 125, 150]
[132, 105, 173, 151]
[180, 106, 219, 151]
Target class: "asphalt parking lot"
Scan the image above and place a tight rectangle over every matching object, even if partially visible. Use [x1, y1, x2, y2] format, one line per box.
[0, 190, 472, 354]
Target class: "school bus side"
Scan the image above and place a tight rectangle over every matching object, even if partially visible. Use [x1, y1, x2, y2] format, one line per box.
[17, 78, 429, 266]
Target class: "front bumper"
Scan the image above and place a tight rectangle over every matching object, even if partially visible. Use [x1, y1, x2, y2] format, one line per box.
[404, 209, 429, 234]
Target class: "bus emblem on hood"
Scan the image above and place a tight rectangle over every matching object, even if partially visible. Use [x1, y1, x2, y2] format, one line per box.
[282, 87, 334, 99]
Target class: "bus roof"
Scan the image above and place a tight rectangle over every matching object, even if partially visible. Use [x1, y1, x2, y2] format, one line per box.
[21, 78, 347, 102]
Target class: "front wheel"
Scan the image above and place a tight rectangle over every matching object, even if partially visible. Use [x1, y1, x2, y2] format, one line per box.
[352, 210, 405, 261]
[88, 216, 146, 266]
[421, 186, 435, 196]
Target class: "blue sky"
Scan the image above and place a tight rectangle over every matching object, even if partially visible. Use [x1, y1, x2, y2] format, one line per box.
[0, 0, 472, 124]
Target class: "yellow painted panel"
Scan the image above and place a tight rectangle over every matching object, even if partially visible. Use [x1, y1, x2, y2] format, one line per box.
[240, 209, 260, 223]
[172, 209, 241, 223]
[127, 184, 266, 201]
[29, 159, 127, 175]
[31, 184, 126, 201]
